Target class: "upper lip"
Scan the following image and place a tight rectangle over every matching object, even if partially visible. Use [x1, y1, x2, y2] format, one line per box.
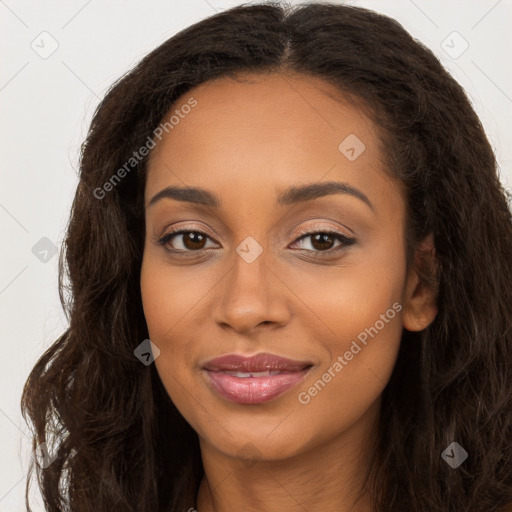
[203, 352, 313, 372]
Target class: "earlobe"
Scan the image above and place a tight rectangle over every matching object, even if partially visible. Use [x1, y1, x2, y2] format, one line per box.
[402, 233, 439, 331]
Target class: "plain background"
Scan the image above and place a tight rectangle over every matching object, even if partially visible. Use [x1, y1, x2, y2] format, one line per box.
[1, 0, 511, 510]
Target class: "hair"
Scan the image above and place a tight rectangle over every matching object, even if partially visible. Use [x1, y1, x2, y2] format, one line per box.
[21, 2, 512, 511]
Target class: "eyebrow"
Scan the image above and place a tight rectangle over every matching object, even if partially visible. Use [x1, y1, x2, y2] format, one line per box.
[147, 181, 373, 211]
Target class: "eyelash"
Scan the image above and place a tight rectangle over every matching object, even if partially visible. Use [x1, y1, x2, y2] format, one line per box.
[156, 226, 356, 258]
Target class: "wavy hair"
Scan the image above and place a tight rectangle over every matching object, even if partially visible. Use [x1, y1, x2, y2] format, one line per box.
[21, 2, 512, 511]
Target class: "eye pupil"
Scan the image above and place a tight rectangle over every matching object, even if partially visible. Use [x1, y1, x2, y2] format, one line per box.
[184, 232, 206, 250]
[311, 233, 335, 250]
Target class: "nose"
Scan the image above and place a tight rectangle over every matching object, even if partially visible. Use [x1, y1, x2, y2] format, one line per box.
[212, 241, 291, 334]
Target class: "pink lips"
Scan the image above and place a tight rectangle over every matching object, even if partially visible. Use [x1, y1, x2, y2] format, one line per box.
[203, 353, 312, 404]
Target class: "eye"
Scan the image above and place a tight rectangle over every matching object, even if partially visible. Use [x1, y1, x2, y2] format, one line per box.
[157, 229, 219, 253]
[289, 229, 356, 253]
[155, 226, 356, 256]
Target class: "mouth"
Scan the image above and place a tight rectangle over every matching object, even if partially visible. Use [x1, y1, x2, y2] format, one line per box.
[202, 352, 313, 404]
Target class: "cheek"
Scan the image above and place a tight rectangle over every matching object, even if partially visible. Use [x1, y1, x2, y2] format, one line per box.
[282, 241, 406, 346]
[140, 252, 210, 424]
[140, 249, 213, 343]
[291, 240, 406, 419]
[295, 302, 403, 447]
[140, 255, 189, 380]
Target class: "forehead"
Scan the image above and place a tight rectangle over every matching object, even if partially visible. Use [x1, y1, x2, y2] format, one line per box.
[145, 72, 399, 212]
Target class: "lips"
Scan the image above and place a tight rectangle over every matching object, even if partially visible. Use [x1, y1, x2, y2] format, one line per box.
[202, 353, 312, 404]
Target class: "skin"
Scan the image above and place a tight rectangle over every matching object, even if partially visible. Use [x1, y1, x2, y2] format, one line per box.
[140, 72, 437, 511]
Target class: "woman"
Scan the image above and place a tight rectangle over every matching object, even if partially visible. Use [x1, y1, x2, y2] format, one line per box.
[21, 2, 512, 511]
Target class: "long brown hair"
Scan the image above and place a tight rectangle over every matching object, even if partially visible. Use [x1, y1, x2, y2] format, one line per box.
[21, 2, 512, 511]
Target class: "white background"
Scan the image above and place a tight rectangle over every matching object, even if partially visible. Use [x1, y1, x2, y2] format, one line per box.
[1, 1, 511, 510]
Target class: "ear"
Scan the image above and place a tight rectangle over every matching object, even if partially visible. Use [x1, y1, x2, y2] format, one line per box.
[402, 233, 439, 331]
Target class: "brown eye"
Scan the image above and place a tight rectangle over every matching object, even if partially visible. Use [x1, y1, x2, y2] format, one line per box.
[157, 230, 218, 253]
[310, 233, 336, 251]
[181, 232, 207, 250]
[291, 231, 356, 253]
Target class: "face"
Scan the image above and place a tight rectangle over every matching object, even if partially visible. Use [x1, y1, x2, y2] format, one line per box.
[140, 72, 429, 463]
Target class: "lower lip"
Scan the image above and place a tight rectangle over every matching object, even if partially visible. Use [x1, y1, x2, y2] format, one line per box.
[204, 369, 311, 404]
